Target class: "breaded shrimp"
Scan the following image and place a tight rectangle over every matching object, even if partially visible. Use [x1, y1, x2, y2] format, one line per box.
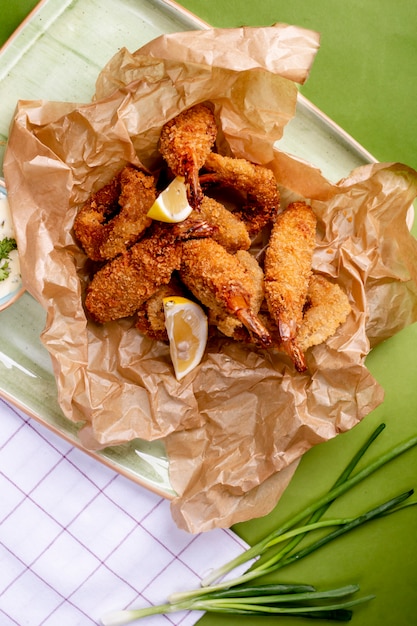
[214, 250, 265, 340]
[297, 274, 351, 352]
[198, 196, 251, 253]
[264, 201, 317, 371]
[159, 103, 217, 209]
[180, 238, 271, 347]
[236, 250, 265, 314]
[74, 166, 155, 261]
[200, 152, 280, 235]
[85, 219, 214, 324]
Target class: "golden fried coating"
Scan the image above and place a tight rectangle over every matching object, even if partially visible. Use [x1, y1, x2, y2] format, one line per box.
[74, 166, 155, 261]
[198, 196, 251, 253]
[159, 103, 217, 208]
[236, 250, 265, 314]
[85, 220, 214, 324]
[135, 277, 186, 342]
[73, 172, 120, 259]
[297, 274, 351, 352]
[180, 238, 271, 346]
[200, 152, 280, 235]
[264, 201, 317, 371]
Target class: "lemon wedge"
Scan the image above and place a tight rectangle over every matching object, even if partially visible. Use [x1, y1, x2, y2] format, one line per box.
[163, 296, 208, 380]
[147, 176, 193, 223]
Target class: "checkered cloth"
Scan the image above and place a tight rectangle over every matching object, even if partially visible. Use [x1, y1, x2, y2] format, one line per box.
[0, 398, 249, 625]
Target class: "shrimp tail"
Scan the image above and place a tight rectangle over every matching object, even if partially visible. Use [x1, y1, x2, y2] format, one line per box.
[187, 158, 204, 209]
[227, 293, 272, 348]
[282, 339, 307, 372]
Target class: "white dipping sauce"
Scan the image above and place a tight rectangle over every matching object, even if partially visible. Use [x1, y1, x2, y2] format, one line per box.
[0, 194, 22, 301]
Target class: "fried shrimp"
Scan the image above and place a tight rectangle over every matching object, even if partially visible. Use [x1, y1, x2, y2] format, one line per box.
[85, 219, 214, 324]
[74, 166, 155, 261]
[200, 152, 280, 235]
[297, 274, 351, 353]
[198, 196, 251, 252]
[180, 238, 272, 347]
[264, 201, 317, 371]
[159, 103, 217, 209]
[216, 250, 265, 341]
[236, 250, 265, 314]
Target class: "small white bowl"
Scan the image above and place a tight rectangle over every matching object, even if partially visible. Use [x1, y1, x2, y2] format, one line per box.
[0, 178, 25, 312]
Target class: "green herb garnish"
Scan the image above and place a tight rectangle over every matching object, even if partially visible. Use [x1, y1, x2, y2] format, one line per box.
[100, 423, 417, 625]
[0, 237, 17, 281]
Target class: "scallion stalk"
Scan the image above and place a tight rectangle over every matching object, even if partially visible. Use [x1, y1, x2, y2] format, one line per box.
[100, 423, 417, 626]
[200, 424, 417, 587]
[168, 488, 414, 603]
[101, 586, 374, 624]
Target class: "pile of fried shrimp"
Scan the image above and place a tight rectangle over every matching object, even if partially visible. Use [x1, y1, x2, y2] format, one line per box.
[73, 103, 351, 373]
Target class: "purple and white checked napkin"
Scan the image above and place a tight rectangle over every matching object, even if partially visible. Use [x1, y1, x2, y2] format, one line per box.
[0, 398, 249, 625]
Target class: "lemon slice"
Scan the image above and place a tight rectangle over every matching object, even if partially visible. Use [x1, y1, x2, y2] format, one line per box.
[147, 176, 193, 223]
[163, 296, 208, 380]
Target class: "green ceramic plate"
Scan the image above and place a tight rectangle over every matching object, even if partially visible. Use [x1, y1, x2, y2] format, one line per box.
[0, 2, 416, 625]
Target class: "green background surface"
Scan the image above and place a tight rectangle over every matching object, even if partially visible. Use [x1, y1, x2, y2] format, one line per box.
[1, 2, 417, 626]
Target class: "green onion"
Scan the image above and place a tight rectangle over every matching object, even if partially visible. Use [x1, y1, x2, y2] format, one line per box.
[100, 423, 417, 625]
[207, 583, 316, 597]
[188, 584, 375, 614]
[168, 488, 414, 603]
[101, 585, 374, 624]
[200, 423, 417, 588]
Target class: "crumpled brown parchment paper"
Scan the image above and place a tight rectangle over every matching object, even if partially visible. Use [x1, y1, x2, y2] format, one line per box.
[4, 25, 417, 532]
